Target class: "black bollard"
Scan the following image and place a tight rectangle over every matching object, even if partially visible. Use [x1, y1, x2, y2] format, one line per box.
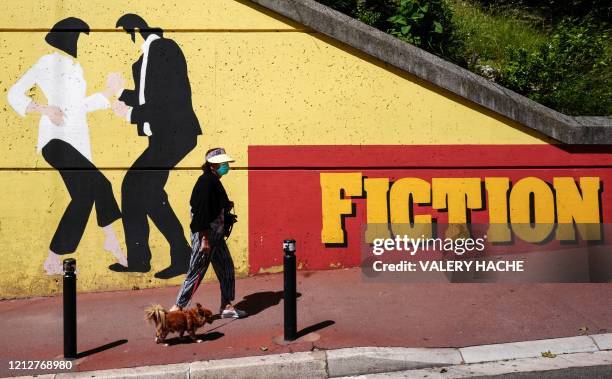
[63, 258, 77, 359]
[283, 239, 297, 341]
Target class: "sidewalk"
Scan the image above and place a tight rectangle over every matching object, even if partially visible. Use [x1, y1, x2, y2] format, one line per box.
[7, 336, 612, 378]
[1, 268, 611, 377]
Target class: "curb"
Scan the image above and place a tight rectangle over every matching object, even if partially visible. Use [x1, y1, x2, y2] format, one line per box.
[459, 335, 599, 364]
[343, 351, 612, 378]
[327, 347, 462, 377]
[8, 333, 612, 379]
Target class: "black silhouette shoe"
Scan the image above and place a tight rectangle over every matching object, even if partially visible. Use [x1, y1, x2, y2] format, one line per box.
[109, 263, 150, 273]
[154, 262, 188, 279]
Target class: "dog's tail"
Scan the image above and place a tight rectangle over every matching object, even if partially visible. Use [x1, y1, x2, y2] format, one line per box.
[144, 304, 167, 329]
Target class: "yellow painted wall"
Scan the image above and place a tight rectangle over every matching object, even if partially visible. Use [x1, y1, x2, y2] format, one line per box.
[0, 0, 548, 298]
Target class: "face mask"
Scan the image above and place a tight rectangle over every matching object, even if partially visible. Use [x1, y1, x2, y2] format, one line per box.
[216, 162, 230, 176]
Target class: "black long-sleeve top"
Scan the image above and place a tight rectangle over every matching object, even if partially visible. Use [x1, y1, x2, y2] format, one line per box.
[189, 168, 230, 233]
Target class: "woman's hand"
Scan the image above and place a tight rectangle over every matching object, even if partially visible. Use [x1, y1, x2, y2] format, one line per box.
[198, 231, 211, 253]
[112, 100, 130, 118]
[45, 105, 65, 126]
[27, 102, 64, 126]
[106, 72, 125, 97]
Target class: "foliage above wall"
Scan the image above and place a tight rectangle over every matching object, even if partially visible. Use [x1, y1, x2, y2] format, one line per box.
[317, 0, 611, 116]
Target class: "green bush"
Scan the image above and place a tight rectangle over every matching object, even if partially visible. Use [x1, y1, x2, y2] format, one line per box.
[386, 1, 448, 52]
[475, 0, 611, 27]
[316, 0, 395, 28]
[498, 20, 611, 115]
[318, 0, 467, 65]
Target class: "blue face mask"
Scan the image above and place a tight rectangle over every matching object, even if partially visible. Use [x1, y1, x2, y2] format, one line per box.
[216, 162, 230, 176]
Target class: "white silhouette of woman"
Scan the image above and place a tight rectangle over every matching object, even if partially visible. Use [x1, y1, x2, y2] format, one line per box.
[8, 17, 127, 274]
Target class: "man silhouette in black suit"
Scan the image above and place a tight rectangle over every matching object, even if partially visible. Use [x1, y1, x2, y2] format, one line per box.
[109, 14, 202, 279]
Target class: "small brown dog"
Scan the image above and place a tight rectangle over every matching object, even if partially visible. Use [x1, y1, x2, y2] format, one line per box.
[144, 303, 213, 345]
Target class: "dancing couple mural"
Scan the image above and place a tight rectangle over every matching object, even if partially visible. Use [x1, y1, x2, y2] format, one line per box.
[7, 14, 202, 279]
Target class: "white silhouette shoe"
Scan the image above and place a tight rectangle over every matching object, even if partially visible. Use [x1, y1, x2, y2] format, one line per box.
[104, 235, 128, 267]
[43, 251, 63, 275]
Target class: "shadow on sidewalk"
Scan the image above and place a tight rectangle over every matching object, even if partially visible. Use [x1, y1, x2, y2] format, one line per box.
[163, 331, 225, 346]
[234, 291, 302, 316]
[77, 339, 128, 358]
[297, 320, 335, 338]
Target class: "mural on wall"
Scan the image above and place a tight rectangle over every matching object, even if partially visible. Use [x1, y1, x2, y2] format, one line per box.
[3, 0, 610, 298]
[7, 17, 126, 276]
[7, 14, 201, 279]
[109, 14, 202, 279]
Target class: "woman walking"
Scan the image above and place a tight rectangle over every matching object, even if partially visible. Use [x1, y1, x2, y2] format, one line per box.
[7, 17, 127, 274]
[170, 147, 246, 318]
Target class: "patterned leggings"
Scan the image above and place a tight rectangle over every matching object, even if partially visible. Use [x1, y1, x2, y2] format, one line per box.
[175, 231, 236, 309]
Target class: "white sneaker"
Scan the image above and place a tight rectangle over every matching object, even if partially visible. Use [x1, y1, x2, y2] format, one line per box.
[220, 307, 247, 319]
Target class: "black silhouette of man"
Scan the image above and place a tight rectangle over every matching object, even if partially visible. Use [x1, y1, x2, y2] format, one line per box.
[110, 14, 202, 279]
